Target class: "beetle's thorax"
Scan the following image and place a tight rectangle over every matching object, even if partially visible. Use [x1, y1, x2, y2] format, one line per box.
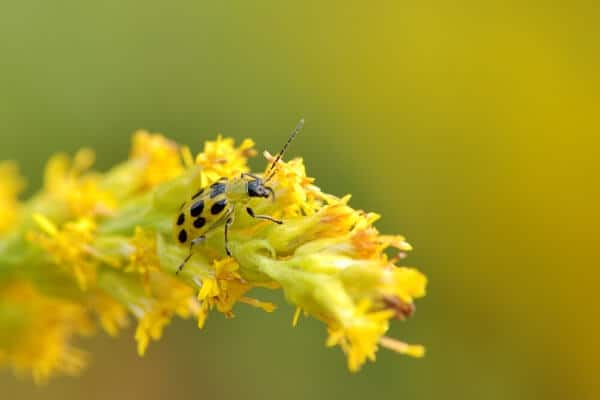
[224, 177, 249, 202]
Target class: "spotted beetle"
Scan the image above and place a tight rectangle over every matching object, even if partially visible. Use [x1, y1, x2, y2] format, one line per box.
[174, 119, 304, 274]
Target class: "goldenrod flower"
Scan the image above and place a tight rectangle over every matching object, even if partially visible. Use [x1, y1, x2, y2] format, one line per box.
[40, 149, 117, 219]
[0, 129, 427, 382]
[0, 281, 92, 384]
[194, 135, 256, 185]
[130, 130, 184, 190]
[0, 161, 25, 233]
[27, 215, 101, 291]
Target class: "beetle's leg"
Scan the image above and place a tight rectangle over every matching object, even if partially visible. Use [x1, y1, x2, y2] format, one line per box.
[224, 210, 235, 256]
[265, 186, 276, 201]
[246, 207, 282, 224]
[176, 235, 206, 275]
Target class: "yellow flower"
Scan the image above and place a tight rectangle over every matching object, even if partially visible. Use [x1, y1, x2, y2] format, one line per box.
[326, 300, 394, 371]
[126, 227, 161, 290]
[325, 299, 425, 372]
[67, 179, 117, 218]
[88, 291, 129, 337]
[0, 161, 25, 233]
[27, 214, 99, 291]
[0, 281, 92, 384]
[262, 151, 319, 217]
[230, 155, 427, 370]
[41, 149, 117, 219]
[130, 130, 184, 190]
[195, 135, 256, 185]
[195, 257, 275, 329]
[134, 274, 199, 356]
[120, 228, 195, 355]
[0, 130, 427, 381]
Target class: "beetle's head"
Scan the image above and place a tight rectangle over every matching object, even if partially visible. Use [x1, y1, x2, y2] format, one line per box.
[247, 178, 275, 200]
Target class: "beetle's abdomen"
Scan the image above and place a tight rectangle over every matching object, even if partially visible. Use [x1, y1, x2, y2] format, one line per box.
[173, 179, 231, 246]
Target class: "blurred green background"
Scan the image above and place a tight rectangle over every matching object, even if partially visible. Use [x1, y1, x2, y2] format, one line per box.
[1, 1, 598, 399]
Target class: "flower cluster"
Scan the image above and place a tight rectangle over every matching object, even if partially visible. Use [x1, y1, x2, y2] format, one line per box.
[0, 130, 427, 382]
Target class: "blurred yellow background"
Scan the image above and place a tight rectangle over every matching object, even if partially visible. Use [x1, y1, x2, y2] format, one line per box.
[1, 1, 598, 399]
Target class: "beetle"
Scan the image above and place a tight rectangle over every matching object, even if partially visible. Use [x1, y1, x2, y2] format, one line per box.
[174, 119, 304, 274]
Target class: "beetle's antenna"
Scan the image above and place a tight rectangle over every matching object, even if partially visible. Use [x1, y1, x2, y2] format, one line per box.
[265, 118, 304, 182]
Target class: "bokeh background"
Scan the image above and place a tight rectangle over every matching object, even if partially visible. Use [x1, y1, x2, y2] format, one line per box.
[1, 2, 598, 399]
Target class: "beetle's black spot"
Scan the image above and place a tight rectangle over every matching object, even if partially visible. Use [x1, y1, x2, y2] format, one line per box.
[210, 182, 226, 198]
[211, 199, 227, 215]
[193, 217, 206, 229]
[192, 188, 205, 199]
[177, 213, 185, 225]
[190, 200, 204, 217]
[178, 229, 188, 243]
